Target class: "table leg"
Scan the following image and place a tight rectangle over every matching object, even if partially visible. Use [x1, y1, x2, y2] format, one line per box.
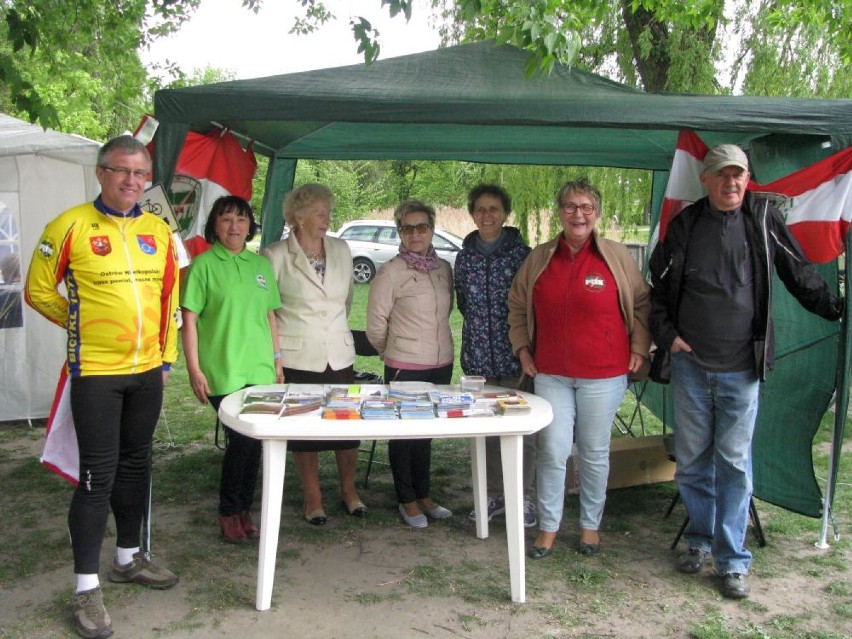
[256, 439, 287, 611]
[470, 435, 489, 539]
[500, 434, 525, 603]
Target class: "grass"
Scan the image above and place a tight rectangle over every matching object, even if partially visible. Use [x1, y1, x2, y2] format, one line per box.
[0, 287, 850, 638]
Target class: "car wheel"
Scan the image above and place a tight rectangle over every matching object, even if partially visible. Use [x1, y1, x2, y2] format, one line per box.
[352, 258, 376, 283]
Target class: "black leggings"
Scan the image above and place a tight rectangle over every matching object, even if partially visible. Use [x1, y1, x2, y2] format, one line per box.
[209, 393, 261, 516]
[69, 369, 163, 574]
[384, 363, 453, 503]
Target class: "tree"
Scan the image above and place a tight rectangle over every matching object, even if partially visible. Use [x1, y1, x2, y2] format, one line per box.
[0, 0, 200, 132]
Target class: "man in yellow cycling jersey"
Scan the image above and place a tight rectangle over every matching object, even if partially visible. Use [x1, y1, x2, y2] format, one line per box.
[25, 135, 179, 639]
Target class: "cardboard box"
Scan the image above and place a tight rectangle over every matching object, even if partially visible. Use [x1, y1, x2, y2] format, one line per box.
[566, 434, 675, 494]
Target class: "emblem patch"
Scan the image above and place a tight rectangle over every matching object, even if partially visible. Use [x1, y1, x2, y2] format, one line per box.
[256, 274, 268, 289]
[90, 236, 112, 256]
[584, 272, 606, 292]
[38, 239, 55, 259]
[137, 235, 157, 255]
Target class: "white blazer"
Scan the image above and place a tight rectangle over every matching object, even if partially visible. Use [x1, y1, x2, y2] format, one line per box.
[262, 234, 355, 372]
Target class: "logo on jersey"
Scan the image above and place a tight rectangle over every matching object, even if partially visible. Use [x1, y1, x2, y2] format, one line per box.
[256, 274, 268, 289]
[38, 239, 55, 259]
[90, 236, 112, 256]
[137, 235, 157, 255]
[584, 272, 606, 292]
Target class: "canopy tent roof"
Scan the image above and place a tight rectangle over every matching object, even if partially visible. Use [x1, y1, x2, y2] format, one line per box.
[153, 40, 852, 176]
[0, 113, 100, 162]
[153, 42, 852, 525]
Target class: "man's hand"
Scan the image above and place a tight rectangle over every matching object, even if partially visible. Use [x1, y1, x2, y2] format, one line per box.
[670, 336, 693, 353]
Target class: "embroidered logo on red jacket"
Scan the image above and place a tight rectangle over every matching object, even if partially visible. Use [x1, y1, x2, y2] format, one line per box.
[137, 235, 157, 255]
[584, 272, 606, 292]
[89, 236, 112, 256]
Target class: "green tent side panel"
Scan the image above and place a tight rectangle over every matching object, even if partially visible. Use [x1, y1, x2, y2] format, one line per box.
[752, 264, 839, 517]
[260, 157, 296, 248]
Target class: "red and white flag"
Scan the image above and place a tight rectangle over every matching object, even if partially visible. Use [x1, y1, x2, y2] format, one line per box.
[655, 131, 709, 244]
[134, 116, 258, 258]
[655, 131, 852, 264]
[173, 129, 257, 256]
[754, 147, 852, 263]
[40, 366, 78, 485]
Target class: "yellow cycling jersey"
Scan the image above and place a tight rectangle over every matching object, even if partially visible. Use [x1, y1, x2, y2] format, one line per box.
[25, 201, 180, 377]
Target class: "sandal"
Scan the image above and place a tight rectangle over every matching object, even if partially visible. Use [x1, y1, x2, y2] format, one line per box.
[343, 499, 367, 517]
[304, 507, 327, 526]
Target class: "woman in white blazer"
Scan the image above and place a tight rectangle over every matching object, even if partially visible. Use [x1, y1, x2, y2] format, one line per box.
[262, 183, 365, 525]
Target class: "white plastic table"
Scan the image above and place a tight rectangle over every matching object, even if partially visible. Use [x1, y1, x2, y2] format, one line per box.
[218, 384, 552, 610]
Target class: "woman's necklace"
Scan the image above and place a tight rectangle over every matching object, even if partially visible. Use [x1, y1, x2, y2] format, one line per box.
[296, 230, 324, 260]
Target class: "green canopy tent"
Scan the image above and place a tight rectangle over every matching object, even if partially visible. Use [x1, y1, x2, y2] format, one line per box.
[153, 40, 852, 540]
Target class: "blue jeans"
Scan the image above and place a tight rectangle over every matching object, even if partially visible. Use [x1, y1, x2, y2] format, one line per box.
[670, 352, 759, 575]
[534, 373, 628, 533]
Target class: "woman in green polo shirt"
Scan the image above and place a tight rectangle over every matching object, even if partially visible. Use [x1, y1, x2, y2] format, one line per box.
[181, 196, 283, 543]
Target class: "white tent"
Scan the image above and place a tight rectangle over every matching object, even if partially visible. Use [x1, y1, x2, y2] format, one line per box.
[0, 114, 101, 421]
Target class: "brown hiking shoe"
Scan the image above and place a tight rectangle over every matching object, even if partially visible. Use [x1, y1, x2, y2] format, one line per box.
[72, 586, 112, 638]
[108, 551, 178, 589]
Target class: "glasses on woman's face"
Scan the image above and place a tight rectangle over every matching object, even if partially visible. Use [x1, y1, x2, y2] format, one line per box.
[399, 223, 432, 236]
[560, 202, 596, 215]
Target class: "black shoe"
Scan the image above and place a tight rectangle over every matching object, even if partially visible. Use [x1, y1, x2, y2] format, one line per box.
[677, 548, 712, 574]
[721, 572, 750, 599]
[578, 542, 600, 556]
[528, 545, 553, 560]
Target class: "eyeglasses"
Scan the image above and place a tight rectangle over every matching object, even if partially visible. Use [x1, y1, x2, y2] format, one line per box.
[399, 223, 432, 236]
[560, 202, 596, 215]
[101, 166, 149, 180]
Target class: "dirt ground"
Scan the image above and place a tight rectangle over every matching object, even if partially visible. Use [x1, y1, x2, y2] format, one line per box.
[1, 431, 851, 639]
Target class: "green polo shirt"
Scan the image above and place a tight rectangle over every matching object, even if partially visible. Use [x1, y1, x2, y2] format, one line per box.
[181, 242, 281, 395]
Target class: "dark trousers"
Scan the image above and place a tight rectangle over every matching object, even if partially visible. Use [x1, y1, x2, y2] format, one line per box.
[209, 394, 262, 516]
[69, 368, 163, 574]
[384, 363, 453, 504]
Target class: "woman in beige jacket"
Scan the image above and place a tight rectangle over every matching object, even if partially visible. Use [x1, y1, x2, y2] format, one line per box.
[366, 199, 454, 529]
[262, 183, 365, 525]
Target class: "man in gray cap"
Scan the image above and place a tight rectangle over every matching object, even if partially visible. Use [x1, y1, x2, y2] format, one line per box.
[649, 144, 843, 599]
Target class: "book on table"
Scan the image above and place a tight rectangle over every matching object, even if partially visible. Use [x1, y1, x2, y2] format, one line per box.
[360, 398, 399, 419]
[240, 390, 287, 414]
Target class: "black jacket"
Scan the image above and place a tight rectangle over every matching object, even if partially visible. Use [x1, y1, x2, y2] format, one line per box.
[648, 193, 843, 382]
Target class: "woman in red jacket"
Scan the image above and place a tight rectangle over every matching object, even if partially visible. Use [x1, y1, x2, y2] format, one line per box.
[508, 178, 651, 559]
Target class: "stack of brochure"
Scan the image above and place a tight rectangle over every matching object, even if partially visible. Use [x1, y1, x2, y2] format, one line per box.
[360, 398, 399, 419]
[240, 390, 287, 414]
[397, 398, 436, 419]
[322, 385, 363, 419]
[280, 392, 324, 416]
[430, 391, 475, 418]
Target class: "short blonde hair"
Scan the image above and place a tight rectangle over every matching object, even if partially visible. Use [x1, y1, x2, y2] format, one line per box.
[393, 199, 436, 228]
[283, 183, 334, 227]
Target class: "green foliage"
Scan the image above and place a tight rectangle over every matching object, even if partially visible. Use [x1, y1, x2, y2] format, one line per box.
[0, 0, 201, 132]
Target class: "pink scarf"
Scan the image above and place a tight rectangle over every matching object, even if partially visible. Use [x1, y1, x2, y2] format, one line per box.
[399, 245, 438, 272]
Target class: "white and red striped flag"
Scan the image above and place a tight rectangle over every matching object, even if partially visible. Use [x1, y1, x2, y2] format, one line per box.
[754, 147, 852, 264]
[655, 131, 852, 264]
[40, 365, 78, 484]
[172, 129, 257, 256]
[134, 116, 258, 258]
[655, 130, 709, 244]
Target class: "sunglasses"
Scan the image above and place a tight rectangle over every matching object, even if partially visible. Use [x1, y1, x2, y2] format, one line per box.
[399, 223, 432, 236]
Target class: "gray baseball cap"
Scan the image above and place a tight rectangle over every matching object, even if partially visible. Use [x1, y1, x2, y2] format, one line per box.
[703, 144, 749, 173]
